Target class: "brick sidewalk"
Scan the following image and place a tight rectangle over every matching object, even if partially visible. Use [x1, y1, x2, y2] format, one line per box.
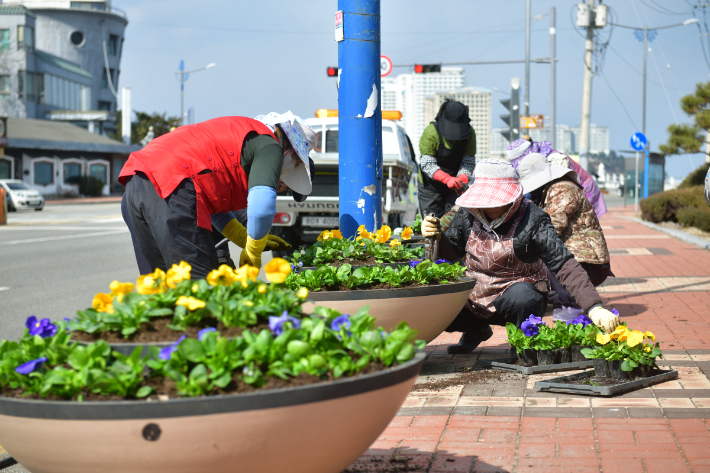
[347, 207, 710, 473]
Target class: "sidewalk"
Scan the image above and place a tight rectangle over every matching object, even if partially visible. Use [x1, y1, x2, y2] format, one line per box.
[45, 196, 122, 205]
[347, 206, 710, 473]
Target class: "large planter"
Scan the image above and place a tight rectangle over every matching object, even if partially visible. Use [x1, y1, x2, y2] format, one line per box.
[304, 277, 476, 343]
[0, 352, 426, 473]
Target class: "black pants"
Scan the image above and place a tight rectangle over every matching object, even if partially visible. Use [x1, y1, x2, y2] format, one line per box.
[124, 173, 218, 280]
[549, 262, 613, 307]
[445, 282, 547, 333]
[417, 183, 458, 218]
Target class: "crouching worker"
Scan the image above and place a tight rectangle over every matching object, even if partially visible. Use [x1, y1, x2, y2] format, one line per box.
[421, 158, 619, 354]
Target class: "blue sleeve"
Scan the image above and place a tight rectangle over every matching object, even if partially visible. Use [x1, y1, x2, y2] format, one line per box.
[211, 211, 236, 233]
[247, 186, 276, 240]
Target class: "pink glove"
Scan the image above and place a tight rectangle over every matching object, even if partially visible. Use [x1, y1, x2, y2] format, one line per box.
[433, 170, 464, 192]
[457, 174, 469, 185]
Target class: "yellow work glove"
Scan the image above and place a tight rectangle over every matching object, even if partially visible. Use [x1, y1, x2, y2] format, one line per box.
[266, 235, 292, 252]
[588, 306, 620, 333]
[221, 219, 248, 248]
[421, 216, 441, 239]
[239, 234, 269, 269]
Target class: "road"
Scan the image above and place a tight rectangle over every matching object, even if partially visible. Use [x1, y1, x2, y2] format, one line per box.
[0, 203, 253, 342]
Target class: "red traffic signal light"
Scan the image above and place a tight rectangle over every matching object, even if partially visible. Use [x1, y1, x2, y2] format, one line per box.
[327, 67, 338, 77]
[414, 64, 441, 74]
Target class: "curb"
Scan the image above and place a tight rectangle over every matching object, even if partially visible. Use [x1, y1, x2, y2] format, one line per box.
[619, 216, 710, 250]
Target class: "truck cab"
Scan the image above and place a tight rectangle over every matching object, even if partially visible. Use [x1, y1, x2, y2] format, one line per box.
[271, 117, 416, 248]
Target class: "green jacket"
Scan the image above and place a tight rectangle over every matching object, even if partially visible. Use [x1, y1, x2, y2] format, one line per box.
[418, 123, 476, 157]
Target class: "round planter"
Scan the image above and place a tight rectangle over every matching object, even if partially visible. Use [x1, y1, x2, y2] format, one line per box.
[304, 277, 476, 343]
[76, 339, 173, 357]
[300, 261, 410, 272]
[0, 352, 426, 473]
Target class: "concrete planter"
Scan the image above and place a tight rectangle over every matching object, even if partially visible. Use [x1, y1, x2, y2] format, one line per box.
[0, 352, 425, 473]
[305, 277, 476, 343]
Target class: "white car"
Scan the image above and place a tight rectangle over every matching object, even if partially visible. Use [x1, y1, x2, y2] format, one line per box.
[0, 180, 44, 211]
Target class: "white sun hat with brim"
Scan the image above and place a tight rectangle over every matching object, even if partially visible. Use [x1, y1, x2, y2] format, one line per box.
[254, 111, 316, 196]
[517, 153, 580, 195]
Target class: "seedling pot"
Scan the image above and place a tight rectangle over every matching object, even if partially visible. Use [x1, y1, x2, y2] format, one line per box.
[608, 360, 628, 379]
[304, 277, 476, 343]
[0, 352, 426, 473]
[519, 349, 538, 367]
[571, 345, 587, 362]
[593, 359, 610, 378]
[537, 349, 560, 365]
[557, 347, 572, 364]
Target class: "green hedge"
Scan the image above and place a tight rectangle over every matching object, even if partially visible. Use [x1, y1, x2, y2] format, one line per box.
[677, 206, 710, 232]
[77, 175, 105, 197]
[639, 186, 705, 223]
[679, 162, 710, 189]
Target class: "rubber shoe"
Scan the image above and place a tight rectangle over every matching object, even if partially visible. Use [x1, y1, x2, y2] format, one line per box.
[447, 325, 494, 355]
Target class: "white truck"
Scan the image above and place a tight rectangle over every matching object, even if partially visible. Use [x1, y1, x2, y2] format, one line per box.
[270, 117, 417, 248]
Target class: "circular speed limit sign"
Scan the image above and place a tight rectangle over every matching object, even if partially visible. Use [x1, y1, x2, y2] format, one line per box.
[380, 55, 393, 77]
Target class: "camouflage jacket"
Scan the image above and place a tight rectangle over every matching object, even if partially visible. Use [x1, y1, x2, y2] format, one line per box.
[543, 180, 609, 265]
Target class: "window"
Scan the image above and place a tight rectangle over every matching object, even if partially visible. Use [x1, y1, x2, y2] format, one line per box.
[63, 162, 81, 184]
[19, 71, 35, 101]
[108, 34, 119, 56]
[69, 31, 84, 47]
[0, 30, 9, 51]
[41, 73, 90, 111]
[101, 69, 107, 89]
[17, 25, 33, 51]
[0, 159, 10, 179]
[34, 161, 53, 186]
[314, 131, 323, 152]
[70, 1, 107, 10]
[325, 130, 339, 153]
[98, 101, 111, 111]
[90, 163, 106, 184]
[6, 181, 31, 190]
[0, 75, 10, 96]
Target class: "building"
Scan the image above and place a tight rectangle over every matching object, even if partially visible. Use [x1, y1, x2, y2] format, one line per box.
[490, 122, 609, 157]
[0, 116, 137, 197]
[0, 0, 127, 135]
[526, 123, 575, 155]
[381, 67, 466, 153]
[423, 87, 491, 160]
[571, 125, 609, 155]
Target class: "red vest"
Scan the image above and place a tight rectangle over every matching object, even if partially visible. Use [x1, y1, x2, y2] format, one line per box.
[119, 117, 277, 230]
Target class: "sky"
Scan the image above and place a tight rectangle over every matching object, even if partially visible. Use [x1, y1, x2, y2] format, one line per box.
[117, 0, 710, 180]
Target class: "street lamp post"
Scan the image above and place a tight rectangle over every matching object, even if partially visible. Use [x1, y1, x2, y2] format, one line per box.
[609, 18, 698, 201]
[176, 61, 217, 126]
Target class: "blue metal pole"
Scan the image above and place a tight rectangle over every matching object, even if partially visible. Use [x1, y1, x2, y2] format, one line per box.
[338, 0, 382, 238]
[643, 148, 649, 198]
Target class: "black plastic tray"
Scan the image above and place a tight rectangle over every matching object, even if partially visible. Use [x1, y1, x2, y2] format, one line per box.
[479, 357, 594, 375]
[534, 369, 678, 396]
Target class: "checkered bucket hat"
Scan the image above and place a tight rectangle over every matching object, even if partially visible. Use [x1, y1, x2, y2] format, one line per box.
[455, 158, 523, 208]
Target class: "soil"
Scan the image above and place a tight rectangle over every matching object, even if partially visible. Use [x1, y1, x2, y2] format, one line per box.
[554, 373, 655, 386]
[0, 361, 390, 402]
[412, 368, 524, 391]
[314, 279, 445, 292]
[344, 456, 424, 472]
[69, 317, 270, 344]
[302, 257, 410, 268]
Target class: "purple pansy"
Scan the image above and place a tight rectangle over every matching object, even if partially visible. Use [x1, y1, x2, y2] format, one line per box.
[611, 308, 619, 317]
[409, 260, 422, 269]
[434, 259, 450, 265]
[15, 356, 47, 375]
[331, 314, 351, 332]
[520, 314, 543, 338]
[268, 311, 301, 336]
[159, 335, 186, 361]
[25, 316, 57, 338]
[570, 314, 593, 327]
[198, 327, 217, 341]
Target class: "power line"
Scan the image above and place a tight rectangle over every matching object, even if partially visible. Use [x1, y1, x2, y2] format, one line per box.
[599, 69, 640, 130]
[608, 44, 683, 90]
[638, 0, 693, 16]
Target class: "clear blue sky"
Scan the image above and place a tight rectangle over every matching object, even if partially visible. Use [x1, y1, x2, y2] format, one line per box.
[118, 0, 709, 179]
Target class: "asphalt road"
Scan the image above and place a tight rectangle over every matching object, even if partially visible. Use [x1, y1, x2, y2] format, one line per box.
[0, 203, 256, 342]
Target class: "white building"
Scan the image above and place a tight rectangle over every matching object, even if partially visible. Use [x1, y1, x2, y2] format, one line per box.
[491, 122, 609, 157]
[381, 67, 466, 154]
[423, 87, 491, 160]
[526, 123, 575, 156]
[571, 125, 610, 155]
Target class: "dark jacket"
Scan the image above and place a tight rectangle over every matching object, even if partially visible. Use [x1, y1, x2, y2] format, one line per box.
[438, 202, 602, 312]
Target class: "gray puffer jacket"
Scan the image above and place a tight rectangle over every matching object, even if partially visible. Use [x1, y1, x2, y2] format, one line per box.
[438, 202, 602, 312]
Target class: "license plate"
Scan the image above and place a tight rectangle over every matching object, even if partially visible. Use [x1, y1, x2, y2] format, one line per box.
[302, 216, 339, 228]
[29, 201, 41, 205]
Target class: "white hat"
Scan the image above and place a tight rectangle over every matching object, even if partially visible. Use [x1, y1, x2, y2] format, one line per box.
[254, 111, 316, 196]
[517, 153, 579, 194]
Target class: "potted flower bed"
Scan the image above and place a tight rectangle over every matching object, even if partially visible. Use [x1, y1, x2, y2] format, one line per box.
[581, 322, 662, 379]
[504, 314, 600, 368]
[0, 298, 426, 473]
[286, 259, 475, 343]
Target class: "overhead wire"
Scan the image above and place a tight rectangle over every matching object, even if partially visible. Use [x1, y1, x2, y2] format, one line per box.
[599, 69, 640, 130]
[638, 0, 693, 16]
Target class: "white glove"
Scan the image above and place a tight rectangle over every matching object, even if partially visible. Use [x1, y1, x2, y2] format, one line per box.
[588, 306, 620, 333]
[421, 216, 441, 239]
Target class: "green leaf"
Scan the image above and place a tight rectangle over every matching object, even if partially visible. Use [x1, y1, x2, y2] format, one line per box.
[287, 341, 311, 358]
[178, 338, 205, 363]
[136, 386, 153, 398]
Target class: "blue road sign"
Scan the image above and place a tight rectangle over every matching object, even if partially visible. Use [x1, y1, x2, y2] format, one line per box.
[630, 132, 647, 152]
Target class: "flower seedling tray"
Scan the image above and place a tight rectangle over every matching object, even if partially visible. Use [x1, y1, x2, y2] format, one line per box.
[534, 369, 678, 396]
[479, 357, 594, 375]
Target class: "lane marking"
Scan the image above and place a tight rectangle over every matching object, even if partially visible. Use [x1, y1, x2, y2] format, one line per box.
[0, 230, 128, 245]
[0, 287, 9, 292]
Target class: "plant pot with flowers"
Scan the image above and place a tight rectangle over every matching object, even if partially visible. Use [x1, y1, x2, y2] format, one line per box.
[581, 322, 662, 379]
[0, 290, 426, 473]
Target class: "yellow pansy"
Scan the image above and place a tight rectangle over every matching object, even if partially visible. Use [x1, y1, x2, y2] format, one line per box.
[596, 333, 611, 345]
[234, 264, 260, 287]
[166, 261, 192, 288]
[92, 293, 114, 313]
[317, 230, 334, 241]
[645, 346, 652, 353]
[390, 239, 401, 248]
[297, 287, 309, 299]
[375, 225, 392, 243]
[242, 300, 254, 307]
[625, 331, 645, 347]
[401, 227, 413, 241]
[109, 280, 134, 302]
[175, 296, 205, 311]
[136, 269, 167, 295]
[264, 258, 291, 284]
[206, 265, 238, 286]
[644, 331, 655, 341]
[191, 283, 199, 293]
[330, 229, 343, 239]
[609, 325, 629, 340]
[258, 284, 267, 294]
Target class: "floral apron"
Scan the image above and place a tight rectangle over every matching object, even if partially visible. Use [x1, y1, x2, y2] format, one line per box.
[465, 200, 550, 315]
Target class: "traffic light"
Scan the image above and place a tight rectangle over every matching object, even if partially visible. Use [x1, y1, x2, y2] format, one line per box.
[327, 67, 338, 77]
[414, 64, 441, 74]
[499, 78, 521, 143]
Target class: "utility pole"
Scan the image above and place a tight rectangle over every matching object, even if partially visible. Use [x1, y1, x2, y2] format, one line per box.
[121, 86, 131, 145]
[642, 26, 650, 199]
[525, 0, 531, 117]
[338, 0, 383, 237]
[550, 6, 556, 150]
[578, 0, 595, 172]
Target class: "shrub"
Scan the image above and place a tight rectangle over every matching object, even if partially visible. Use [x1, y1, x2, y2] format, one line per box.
[77, 175, 105, 197]
[679, 162, 710, 189]
[639, 186, 705, 223]
[677, 206, 710, 232]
